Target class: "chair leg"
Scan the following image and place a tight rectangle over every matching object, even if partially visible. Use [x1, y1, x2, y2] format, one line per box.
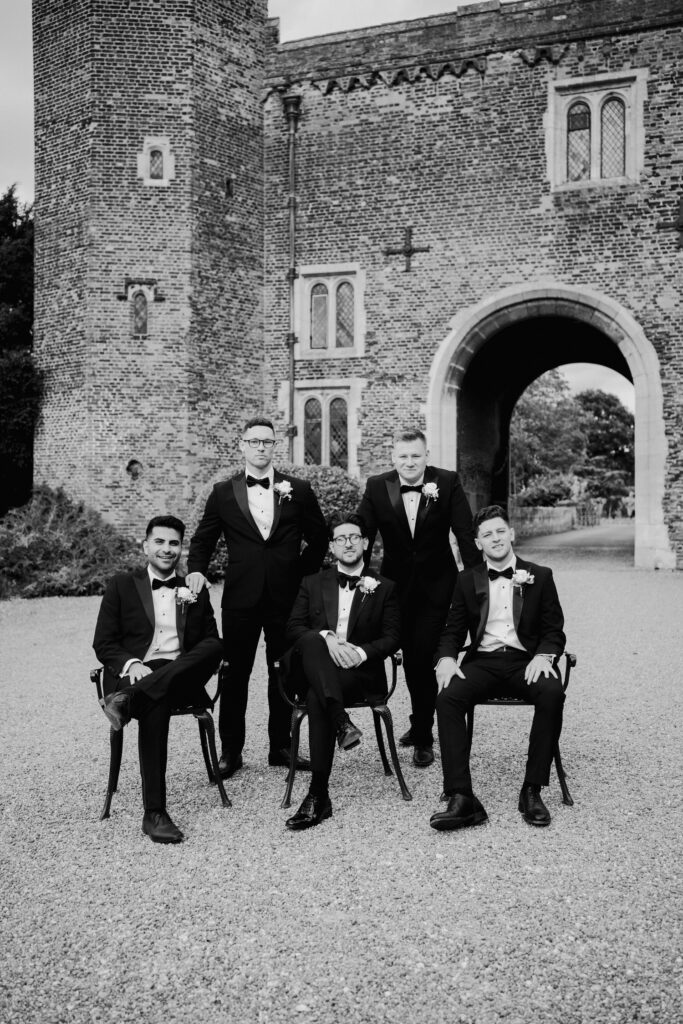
[375, 705, 412, 801]
[100, 728, 124, 821]
[196, 711, 232, 809]
[281, 708, 307, 810]
[372, 709, 392, 776]
[553, 741, 574, 806]
[197, 716, 214, 783]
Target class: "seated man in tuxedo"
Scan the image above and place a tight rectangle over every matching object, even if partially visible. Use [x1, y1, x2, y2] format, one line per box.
[93, 515, 223, 844]
[283, 513, 401, 831]
[430, 505, 566, 832]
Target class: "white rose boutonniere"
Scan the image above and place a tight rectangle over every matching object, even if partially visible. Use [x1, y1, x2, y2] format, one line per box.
[511, 569, 535, 593]
[358, 576, 380, 597]
[175, 586, 198, 608]
[274, 480, 293, 503]
[422, 482, 439, 505]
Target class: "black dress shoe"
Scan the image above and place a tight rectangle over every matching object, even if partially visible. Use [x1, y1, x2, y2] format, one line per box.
[429, 793, 488, 831]
[413, 744, 435, 768]
[268, 747, 311, 771]
[218, 754, 243, 779]
[285, 793, 333, 831]
[519, 785, 551, 826]
[142, 810, 184, 844]
[102, 691, 131, 731]
[336, 717, 362, 751]
[398, 728, 415, 747]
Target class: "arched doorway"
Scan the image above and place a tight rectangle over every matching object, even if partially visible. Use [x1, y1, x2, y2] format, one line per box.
[426, 283, 673, 569]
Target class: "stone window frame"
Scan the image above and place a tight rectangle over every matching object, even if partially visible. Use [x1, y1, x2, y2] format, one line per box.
[136, 136, 176, 188]
[279, 377, 366, 477]
[295, 263, 366, 360]
[547, 69, 647, 191]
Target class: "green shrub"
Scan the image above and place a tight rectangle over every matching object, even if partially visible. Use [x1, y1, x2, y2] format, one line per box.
[0, 486, 141, 599]
[188, 463, 364, 581]
[0, 349, 44, 514]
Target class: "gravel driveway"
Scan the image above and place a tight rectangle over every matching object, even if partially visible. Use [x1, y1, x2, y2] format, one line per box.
[1, 559, 681, 1024]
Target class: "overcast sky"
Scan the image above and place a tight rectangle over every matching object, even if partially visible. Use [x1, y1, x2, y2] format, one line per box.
[0, 0, 634, 409]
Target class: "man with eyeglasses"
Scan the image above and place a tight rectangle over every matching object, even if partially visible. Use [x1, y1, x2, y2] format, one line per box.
[358, 428, 481, 769]
[186, 416, 327, 778]
[282, 513, 400, 830]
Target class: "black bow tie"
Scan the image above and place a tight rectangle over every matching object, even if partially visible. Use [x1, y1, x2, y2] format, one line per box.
[337, 573, 360, 590]
[488, 567, 514, 581]
[246, 475, 270, 488]
[400, 484, 422, 494]
[152, 576, 181, 590]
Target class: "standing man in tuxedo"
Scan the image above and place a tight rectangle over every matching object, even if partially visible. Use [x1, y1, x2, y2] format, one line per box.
[358, 428, 480, 768]
[282, 513, 401, 830]
[93, 515, 223, 844]
[186, 417, 328, 779]
[429, 505, 566, 832]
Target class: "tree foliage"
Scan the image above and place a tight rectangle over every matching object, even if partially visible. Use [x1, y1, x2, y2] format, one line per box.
[509, 370, 586, 491]
[0, 185, 33, 350]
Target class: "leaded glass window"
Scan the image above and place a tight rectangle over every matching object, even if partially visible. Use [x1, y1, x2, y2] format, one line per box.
[335, 281, 354, 348]
[149, 149, 164, 180]
[310, 284, 328, 349]
[567, 101, 591, 182]
[304, 398, 322, 464]
[600, 97, 625, 179]
[329, 398, 348, 470]
[133, 291, 148, 336]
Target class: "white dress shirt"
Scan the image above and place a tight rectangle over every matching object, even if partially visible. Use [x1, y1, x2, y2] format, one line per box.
[246, 466, 275, 539]
[478, 556, 526, 653]
[399, 474, 424, 537]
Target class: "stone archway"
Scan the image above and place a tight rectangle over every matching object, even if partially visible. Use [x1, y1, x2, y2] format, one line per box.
[425, 283, 673, 569]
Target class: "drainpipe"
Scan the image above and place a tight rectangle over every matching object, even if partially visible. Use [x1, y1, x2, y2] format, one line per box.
[282, 92, 302, 462]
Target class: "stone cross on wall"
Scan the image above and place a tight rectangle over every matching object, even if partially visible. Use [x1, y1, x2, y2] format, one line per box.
[383, 226, 431, 271]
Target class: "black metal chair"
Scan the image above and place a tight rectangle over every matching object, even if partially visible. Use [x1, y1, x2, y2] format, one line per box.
[91, 662, 232, 820]
[275, 652, 412, 808]
[465, 651, 576, 806]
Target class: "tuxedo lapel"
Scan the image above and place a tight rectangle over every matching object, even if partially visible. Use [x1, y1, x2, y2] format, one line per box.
[269, 471, 284, 538]
[385, 474, 411, 537]
[232, 472, 263, 539]
[512, 556, 529, 633]
[346, 587, 364, 639]
[321, 571, 339, 631]
[414, 466, 436, 537]
[133, 570, 155, 629]
[175, 576, 187, 649]
[472, 563, 490, 647]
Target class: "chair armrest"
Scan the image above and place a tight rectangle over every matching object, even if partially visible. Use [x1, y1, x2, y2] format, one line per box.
[560, 651, 576, 692]
[90, 667, 105, 707]
[385, 651, 402, 701]
[274, 660, 299, 709]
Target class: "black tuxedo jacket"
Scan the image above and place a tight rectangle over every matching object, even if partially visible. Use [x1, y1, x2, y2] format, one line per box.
[187, 470, 328, 613]
[285, 568, 401, 696]
[358, 465, 481, 609]
[435, 557, 566, 665]
[93, 568, 220, 695]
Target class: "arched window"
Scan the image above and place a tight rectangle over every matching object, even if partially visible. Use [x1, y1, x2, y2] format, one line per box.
[600, 97, 626, 179]
[132, 291, 148, 336]
[567, 101, 591, 182]
[304, 398, 322, 464]
[310, 284, 328, 349]
[335, 281, 354, 348]
[149, 148, 164, 180]
[329, 397, 348, 470]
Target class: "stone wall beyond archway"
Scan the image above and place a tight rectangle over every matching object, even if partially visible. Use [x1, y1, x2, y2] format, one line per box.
[425, 283, 674, 569]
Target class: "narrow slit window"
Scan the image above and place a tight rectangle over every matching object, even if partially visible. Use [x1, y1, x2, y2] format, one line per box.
[567, 101, 591, 182]
[304, 398, 322, 464]
[601, 97, 626, 179]
[149, 149, 164, 180]
[310, 284, 328, 349]
[133, 291, 148, 336]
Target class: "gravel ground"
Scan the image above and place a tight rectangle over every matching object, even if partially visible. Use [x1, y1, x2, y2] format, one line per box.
[1, 559, 682, 1024]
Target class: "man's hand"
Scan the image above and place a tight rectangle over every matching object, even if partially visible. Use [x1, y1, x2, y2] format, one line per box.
[128, 662, 153, 684]
[325, 634, 362, 669]
[524, 654, 558, 685]
[436, 657, 465, 691]
[185, 572, 210, 595]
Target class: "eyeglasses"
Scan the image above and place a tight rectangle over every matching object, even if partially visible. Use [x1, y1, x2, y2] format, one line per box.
[243, 438, 276, 448]
[332, 533, 363, 545]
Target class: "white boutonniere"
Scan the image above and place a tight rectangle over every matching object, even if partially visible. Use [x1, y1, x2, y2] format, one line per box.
[175, 586, 198, 608]
[358, 576, 380, 597]
[422, 482, 439, 505]
[274, 480, 293, 503]
[511, 569, 534, 592]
